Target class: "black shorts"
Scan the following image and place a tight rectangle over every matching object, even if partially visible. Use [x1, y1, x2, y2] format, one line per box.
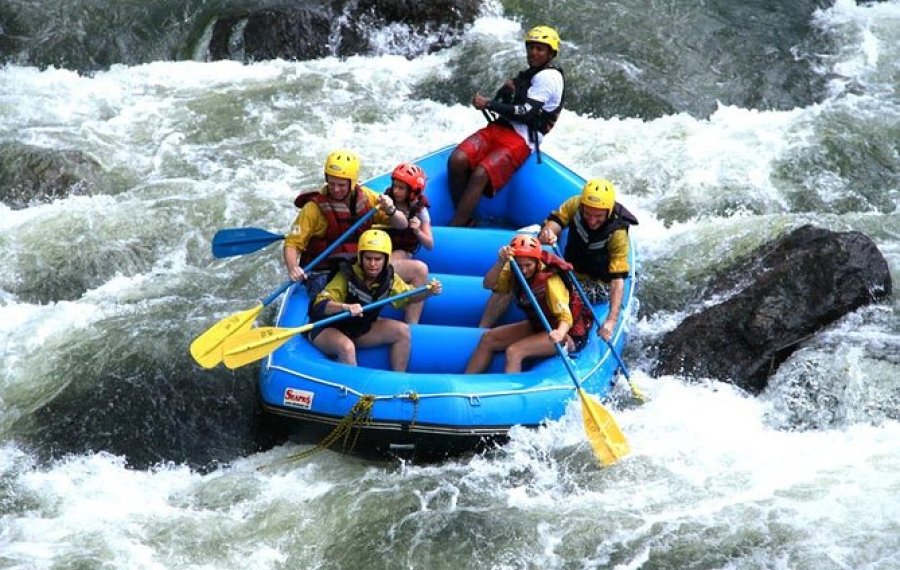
[307, 318, 375, 343]
[306, 298, 377, 342]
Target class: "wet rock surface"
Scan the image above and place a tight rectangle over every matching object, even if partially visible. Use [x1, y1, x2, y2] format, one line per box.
[207, 0, 481, 62]
[653, 225, 893, 393]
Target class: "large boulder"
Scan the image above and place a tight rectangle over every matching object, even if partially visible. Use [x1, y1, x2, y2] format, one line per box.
[0, 143, 105, 209]
[208, 0, 481, 62]
[653, 225, 892, 393]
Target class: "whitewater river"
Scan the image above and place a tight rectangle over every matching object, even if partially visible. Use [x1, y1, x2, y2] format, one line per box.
[1, 0, 898, 568]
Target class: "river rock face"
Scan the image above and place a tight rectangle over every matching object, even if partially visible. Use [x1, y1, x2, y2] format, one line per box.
[208, 0, 481, 62]
[653, 225, 893, 393]
[0, 143, 103, 209]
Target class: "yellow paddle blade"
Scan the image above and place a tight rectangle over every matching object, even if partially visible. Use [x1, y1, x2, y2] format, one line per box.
[578, 388, 630, 466]
[221, 323, 313, 369]
[629, 382, 647, 404]
[189, 303, 263, 369]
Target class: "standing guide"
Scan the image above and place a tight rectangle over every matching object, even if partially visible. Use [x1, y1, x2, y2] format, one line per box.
[447, 25, 565, 227]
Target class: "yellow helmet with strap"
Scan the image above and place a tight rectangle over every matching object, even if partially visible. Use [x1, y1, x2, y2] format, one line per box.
[324, 149, 360, 187]
[357, 229, 392, 258]
[580, 178, 616, 210]
[525, 25, 560, 53]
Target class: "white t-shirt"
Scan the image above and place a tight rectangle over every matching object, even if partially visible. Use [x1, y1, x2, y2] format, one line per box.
[412, 206, 430, 224]
[512, 68, 564, 149]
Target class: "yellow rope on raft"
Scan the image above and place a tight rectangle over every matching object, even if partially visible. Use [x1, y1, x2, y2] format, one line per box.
[258, 395, 376, 469]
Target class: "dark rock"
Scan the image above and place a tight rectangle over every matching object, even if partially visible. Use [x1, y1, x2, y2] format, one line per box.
[207, 0, 480, 62]
[17, 321, 281, 472]
[209, 6, 333, 62]
[0, 143, 104, 209]
[653, 225, 892, 393]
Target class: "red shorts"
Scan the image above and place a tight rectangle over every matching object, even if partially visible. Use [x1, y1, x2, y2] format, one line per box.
[456, 122, 531, 197]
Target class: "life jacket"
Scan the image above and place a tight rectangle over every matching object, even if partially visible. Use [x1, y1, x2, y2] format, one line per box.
[563, 203, 638, 282]
[511, 251, 592, 344]
[293, 186, 374, 270]
[309, 261, 395, 339]
[383, 187, 431, 254]
[494, 63, 566, 137]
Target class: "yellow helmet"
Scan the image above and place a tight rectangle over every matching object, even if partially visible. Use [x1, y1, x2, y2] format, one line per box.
[324, 149, 360, 187]
[525, 25, 560, 53]
[580, 178, 616, 211]
[357, 229, 392, 258]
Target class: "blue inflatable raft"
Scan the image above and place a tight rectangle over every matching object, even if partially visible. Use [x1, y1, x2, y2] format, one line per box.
[258, 145, 637, 460]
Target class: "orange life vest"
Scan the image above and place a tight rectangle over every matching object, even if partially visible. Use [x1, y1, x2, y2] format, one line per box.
[294, 186, 374, 269]
[512, 251, 592, 343]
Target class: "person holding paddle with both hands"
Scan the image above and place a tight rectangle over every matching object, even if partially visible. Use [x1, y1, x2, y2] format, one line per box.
[465, 234, 591, 374]
[479, 178, 638, 342]
[464, 233, 628, 465]
[309, 229, 441, 372]
[472, 179, 644, 401]
[285, 149, 430, 324]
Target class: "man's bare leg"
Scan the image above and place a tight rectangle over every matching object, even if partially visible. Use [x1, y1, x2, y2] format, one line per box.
[392, 256, 429, 324]
[447, 149, 470, 207]
[478, 292, 512, 328]
[311, 328, 357, 365]
[450, 166, 490, 227]
[357, 319, 412, 372]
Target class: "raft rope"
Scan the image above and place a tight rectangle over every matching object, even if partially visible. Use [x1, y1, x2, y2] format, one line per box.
[404, 391, 419, 428]
[260, 395, 376, 469]
[261, 356, 616, 469]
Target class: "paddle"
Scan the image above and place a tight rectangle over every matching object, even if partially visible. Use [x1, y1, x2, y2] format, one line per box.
[550, 244, 645, 403]
[509, 259, 629, 466]
[221, 284, 432, 369]
[212, 227, 286, 258]
[189, 208, 378, 369]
